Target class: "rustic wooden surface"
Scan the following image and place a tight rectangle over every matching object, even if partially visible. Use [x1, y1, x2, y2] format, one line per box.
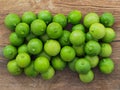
[0, 0, 120, 90]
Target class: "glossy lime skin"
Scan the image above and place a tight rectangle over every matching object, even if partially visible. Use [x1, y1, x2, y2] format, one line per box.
[31, 19, 47, 36]
[72, 24, 85, 32]
[53, 13, 67, 28]
[85, 55, 99, 68]
[85, 32, 98, 41]
[9, 32, 24, 46]
[44, 40, 61, 56]
[99, 43, 112, 57]
[38, 10, 52, 24]
[41, 66, 55, 80]
[89, 23, 105, 39]
[22, 11, 37, 24]
[73, 45, 85, 57]
[100, 12, 115, 27]
[47, 22, 63, 39]
[37, 51, 51, 60]
[83, 12, 99, 28]
[99, 58, 114, 74]
[79, 70, 94, 83]
[51, 56, 66, 70]
[27, 38, 43, 55]
[18, 44, 28, 53]
[85, 40, 101, 56]
[68, 10, 82, 24]
[69, 30, 85, 46]
[58, 30, 71, 46]
[15, 23, 30, 38]
[34, 56, 50, 73]
[7, 60, 22, 75]
[68, 57, 79, 72]
[75, 58, 91, 74]
[16, 53, 31, 68]
[102, 28, 116, 43]
[3, 45, 17, 60]
[24, 61, 39, 77]
[4, 13, 21, 30]
[60, 46, 76, 62]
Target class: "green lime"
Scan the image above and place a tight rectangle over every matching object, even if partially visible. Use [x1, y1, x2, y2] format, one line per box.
[75, 58, 91, 74]
[31, 19, 46, 36]
[27, 38, 43, 55]
[85, 32, 98, 41]
[9, 32, 24, 46]
[7, 60, 22, 75]
[85, 40, 101, 56]
[99, 58, 114, 74]
[37, 51, 51, 60]
[68, 10, 82, 24]
[58, 30, 71, 46]
[41, 66, 55, 80]
[99, 43, 112, 57]
[24, 61, 39, 77]
[3, 45, 17, 60]
[22, 11, 37, 24]
[53, 13, 67, 28]
[18, 44, 28, 53]
[89, 23, 105, 39]
[16, 53, 31, 68]
[72, 44, 85, 57]
[26, 32, 37, 41]
[69, 30, 85, 46]
[100, 12, 115, 27]
[72, 24, 85, 32]
[44, 40, 61, 56]
[15, 23, 30, 38]
[102, 28, 116, 43]
[40, 33, 50, 43]
[4, 13, 21, 30]
[34, 56, 50, 73]
[68, 57, 79, 72]
[83, 12, 99, 28]
[85, 55, 99, 68]
[38, 10, 52, 24]
[60, 46, 76, 62]
[79, 70, 94, 83]
[47, 22, 63, 39]
[51, 56, 66, 70]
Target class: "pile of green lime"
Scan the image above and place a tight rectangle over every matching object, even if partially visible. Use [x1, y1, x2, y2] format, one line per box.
[3, 10, 116, 83]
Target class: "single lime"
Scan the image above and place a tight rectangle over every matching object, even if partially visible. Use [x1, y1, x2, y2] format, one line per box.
[34, 56, 50, 73]
[9, 32, 24, 46]
[31, 19, 46, 36]
[38, 10, 52, 24]
[7, 60, 22, 75]
[58, 30, 71, 46]
[18, 44, 28, 53]
[44, 40, 61, 56]
[16, 53, 31, 68]
[53, 13, 67, 28]
[3, 45, 17, 60]
[47, 22, 63, 39]
[75, 58, 91, 74]
[4, 13, 21, 30]
[83, 12, 99, 28]
[51, 56, 66, 70]
[68, 10, 82, 24]
[60, 46, 76, 62]
[99, 58, 114, 74]
[72, 24, 85, 32]
[27, 38, 43, 55]
[69, 30, 85, 46]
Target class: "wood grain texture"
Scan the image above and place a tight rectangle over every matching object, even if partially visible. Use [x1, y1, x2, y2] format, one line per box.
[0, 0, 120, 90]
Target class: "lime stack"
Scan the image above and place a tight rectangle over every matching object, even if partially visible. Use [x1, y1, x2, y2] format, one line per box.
[3, 10, 116, 83]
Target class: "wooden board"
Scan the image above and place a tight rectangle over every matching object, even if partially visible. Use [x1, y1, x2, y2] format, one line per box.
[0, 0, 120, 90]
